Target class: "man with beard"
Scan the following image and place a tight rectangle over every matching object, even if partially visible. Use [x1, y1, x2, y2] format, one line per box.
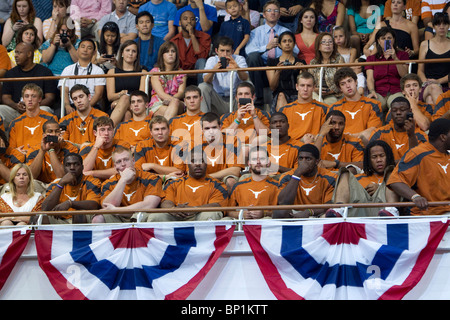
[147, 147, 228, 221]
[327, 140, 401, 217]
[170, 10, 211, 82]
[315, 110, 365, 173]
[273, 144, 337, 218]
[369, 97, 428, 161]
[226, 146, 279, 219]
[40, 153, 102, 224]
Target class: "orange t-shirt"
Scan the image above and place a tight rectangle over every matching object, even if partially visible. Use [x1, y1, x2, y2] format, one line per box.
[114, 116, 152, 148]
[59, 108, 109, 147]
[26, 141, 79, 183]
[101, 169, 164, 206]
[134, 138, 185, 172]
[321, 133, 364, 163]
[329, 97, 383, 135]
[228, 176, 279, 207]
[434, 90, 450, 120]
[8, 110, 58, 155]
[220, 109, 270, 144]
[263, 138, 304, 171]
[387, 142, 450, 215]
[278, 167, 337, 205]
[163, 175, 228, 207]
[79, 139, 131, 170]
[169, 112, 204, 147]
[279, 99, 327, 141]
[369, 123, 428, 160]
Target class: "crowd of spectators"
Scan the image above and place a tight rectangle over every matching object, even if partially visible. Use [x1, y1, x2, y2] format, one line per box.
[0, 0, 448, 224]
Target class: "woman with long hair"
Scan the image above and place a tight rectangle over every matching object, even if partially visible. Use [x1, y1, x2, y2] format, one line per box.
[0, 164, 43, 225]
[363, 0, 419, 58]
[366, 26, 409, 111]
[149, 41, 187, 121]
[266, 31, 306, 112]
[95, 21, 121, 73]
[40, 15, 79, 76]
[7, 24, 42, 66]
[294, 7, 319, 64]
[309, 32, 344, 105]
[1, 0, 43, 51]
[417, 12, 450, 105]
[108, 40, 147, 126]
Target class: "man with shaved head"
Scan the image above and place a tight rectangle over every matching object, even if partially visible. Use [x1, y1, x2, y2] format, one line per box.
[0, 42, 57, 128]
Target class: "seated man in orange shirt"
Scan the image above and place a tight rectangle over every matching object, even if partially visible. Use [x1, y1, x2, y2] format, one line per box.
[169, 85, 204, 147]
[316, 110, 364, 173]
[273, 144, 337, 218]
[387, 118, 450, 216]
[147, 146, 228, 222]
[369, 97, 427, 161]
[7, 83, 58, 158]
[114, 90, 152, 152]
[26, 119, 78, 185]
[434, 89, 450, 120]
[94, 146, 164, 223]
[80, 116, 131, 181]
[60, 84, 109, 149]
[329, 67, 383, 145]
[278, 71, 328, 142]
[226, 146, 279, 219]
[134, 115, 185, 181]
[327, 139, 400, 217]
[40, 153, 102, 224]
[220, 82, 270, 146]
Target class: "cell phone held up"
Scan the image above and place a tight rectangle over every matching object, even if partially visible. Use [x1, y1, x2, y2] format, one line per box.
[384, 39, 392, 51]
[239, 98, 252, 106]
[45, 135, 59, 144]
[219, 57, 228, 69]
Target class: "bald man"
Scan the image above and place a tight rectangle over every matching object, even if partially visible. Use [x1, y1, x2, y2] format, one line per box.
[0, 42, 57, 128]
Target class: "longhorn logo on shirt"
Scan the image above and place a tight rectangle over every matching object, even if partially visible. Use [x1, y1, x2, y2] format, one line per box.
[438, 163, 449, 174]
[207, 155, 221, 167]
[183, 122, 195, 131]
[25, 125, 40, 134]
[241, 117, 251, 124]
[327, 152, 341, 160]
[130, 127, 146, 137]
[270, 153, 286, 163]
[345, 109, 362, 119]
[295, 111, 312, 120]
[45, 161, 54, 172]
[98, 156, 112, 166]
[301, 185, 316, 196]
[155, 156, 168, 165]
[186, 185, 205, 193]
[123, 191, 137, 201]
[65, 194, 77, 201]
[249, 187, 267, 199]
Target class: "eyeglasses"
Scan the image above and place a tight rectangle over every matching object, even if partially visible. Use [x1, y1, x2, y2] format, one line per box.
[320, 40, 333, 45]
[265, 9, 280, 13]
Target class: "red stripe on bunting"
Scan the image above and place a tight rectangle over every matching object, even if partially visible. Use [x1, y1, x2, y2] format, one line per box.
[35, 229, 88, 300]
[243, 224, 304, 300]
[0, 229, 31, 290]
[379, 220, 449, 300]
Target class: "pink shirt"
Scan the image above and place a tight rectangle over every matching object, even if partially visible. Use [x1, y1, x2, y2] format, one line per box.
[366, 50, 409, 97]
[70, 0, 112, 20]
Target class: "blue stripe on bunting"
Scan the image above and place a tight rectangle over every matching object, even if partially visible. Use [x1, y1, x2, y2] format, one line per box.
[69, 227, 197, 290]
[280, 224, 407, 287]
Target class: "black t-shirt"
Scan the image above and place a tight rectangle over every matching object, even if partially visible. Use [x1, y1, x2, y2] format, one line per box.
[267, 56, 306, 96]
[2, 64, 58, 103]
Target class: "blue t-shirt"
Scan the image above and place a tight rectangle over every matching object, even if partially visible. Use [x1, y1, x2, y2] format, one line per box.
[134, 36, 165, 71]
[39, 38, 81, 76]
[138, 0, 177, 39]
[174, 4, 217, 35]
